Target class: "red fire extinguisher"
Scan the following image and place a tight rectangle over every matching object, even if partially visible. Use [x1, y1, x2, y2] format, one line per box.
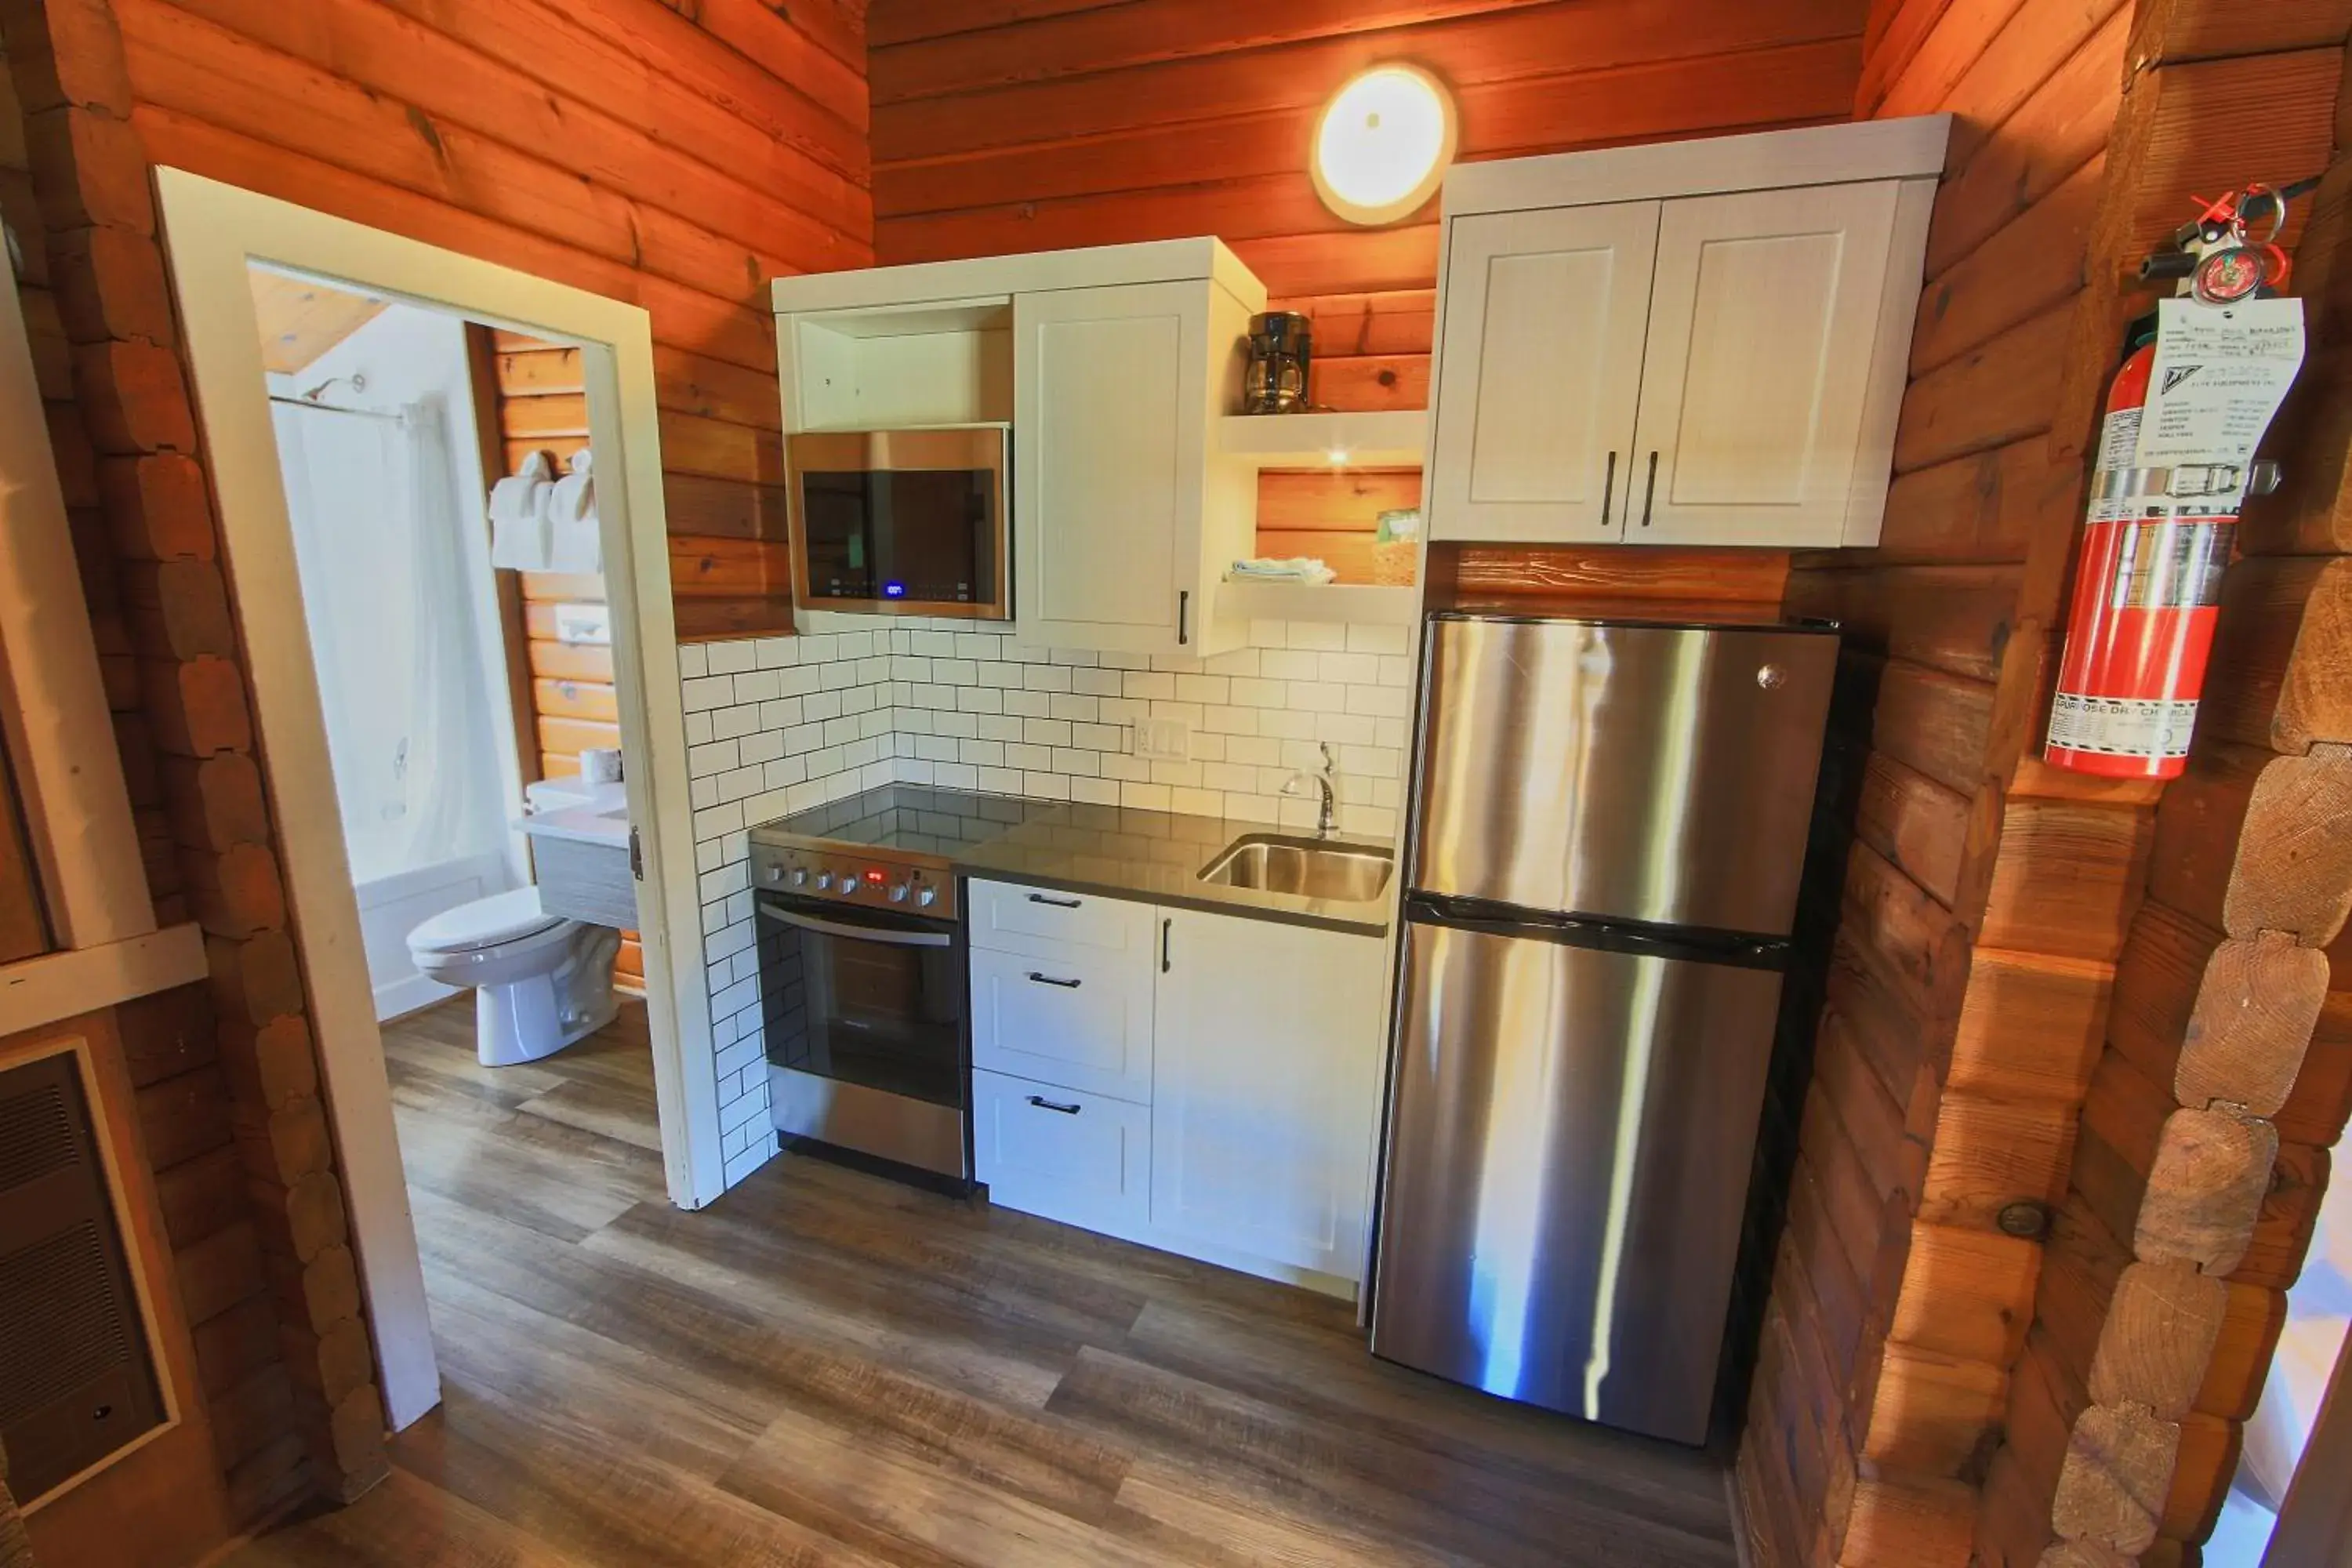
[2044, 186, 2303, 779]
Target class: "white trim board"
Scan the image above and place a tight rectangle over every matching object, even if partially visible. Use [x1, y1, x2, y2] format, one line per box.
[151, 169, 723, 1435]
[1442, 115, 1952, 216]
[0, 924, 208, 1039]
[0, 237, 156, 949]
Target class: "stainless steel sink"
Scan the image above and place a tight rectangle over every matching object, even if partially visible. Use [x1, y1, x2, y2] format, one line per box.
[1198, 834, 1394, 903]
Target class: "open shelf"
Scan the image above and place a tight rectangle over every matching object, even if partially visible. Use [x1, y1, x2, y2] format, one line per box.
[1219, 580, 1421, 626]
[1217, 409, 1427, 469]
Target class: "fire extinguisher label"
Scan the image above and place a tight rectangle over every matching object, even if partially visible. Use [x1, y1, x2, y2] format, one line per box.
[2106, 518, 2230, 609]
[2047, 694, 2200, 760]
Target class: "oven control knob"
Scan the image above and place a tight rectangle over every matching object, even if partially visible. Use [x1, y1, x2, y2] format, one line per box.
[838, 875, 858, 897]
[814, 871, 832, 891]
[916, 886, 938, 908]
[789, 868, 808, 887]
[888, 883, 909, 903]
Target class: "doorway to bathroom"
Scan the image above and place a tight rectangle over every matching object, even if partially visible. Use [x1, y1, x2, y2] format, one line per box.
[154, 170, 725, 1435]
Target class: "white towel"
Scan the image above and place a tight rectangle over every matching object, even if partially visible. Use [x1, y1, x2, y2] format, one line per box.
[488, 450, 554, 570]
[1229, 557, 1336, 585]
[544, 449, 600, 574]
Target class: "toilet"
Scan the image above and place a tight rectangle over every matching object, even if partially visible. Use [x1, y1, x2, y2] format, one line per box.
[406, 887, 620, 1067]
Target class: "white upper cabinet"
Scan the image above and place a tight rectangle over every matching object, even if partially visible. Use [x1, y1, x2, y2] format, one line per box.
[1628, 183, 1900, 545]
[1425, 118, 1947, 549]
[1014, 281, 1254, 655]
[773, 238, 1262, 654]
[1429, 201, 1658, 543]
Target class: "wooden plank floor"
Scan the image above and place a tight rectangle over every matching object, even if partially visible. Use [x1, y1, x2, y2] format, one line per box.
[234, 996, 1744, 1567]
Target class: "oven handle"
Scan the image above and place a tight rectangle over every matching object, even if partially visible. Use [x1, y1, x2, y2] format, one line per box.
[760, 903, 953, 948]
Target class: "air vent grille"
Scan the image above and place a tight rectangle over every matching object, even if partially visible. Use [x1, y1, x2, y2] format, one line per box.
[0, 1050, 165, 1501]
[0, 1221, 131, 1425]
[0, 1080, 77, 1192]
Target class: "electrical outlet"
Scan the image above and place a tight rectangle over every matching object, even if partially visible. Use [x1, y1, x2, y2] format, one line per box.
[1134, 715, 1192, 763]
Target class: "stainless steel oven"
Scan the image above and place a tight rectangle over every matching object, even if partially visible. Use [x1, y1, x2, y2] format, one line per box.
[756, 887, 967, 1181]
[786, 426, 1010, 619]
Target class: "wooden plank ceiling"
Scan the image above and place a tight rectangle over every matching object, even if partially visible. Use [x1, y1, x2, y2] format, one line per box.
[246, 269, 387, 376]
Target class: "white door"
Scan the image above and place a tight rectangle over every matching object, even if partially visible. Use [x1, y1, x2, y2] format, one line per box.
[1014, 282, 1207, 655]
[1626, 182, 1900, 546]
[1150, 909, 1387, 1279]
[1428, 201, 1661, 543]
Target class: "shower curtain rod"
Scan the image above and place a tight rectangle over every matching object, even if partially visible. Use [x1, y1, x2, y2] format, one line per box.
[269, 394, 401, 422]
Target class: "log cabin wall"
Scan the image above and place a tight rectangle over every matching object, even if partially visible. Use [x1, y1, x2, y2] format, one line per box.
[1741, 1, 2352, 1564]
[1, 0, 383, 1548]
[103, 0, 871, 641]
[867, 0, 1870, 583]
[2, 0, 873, 1551]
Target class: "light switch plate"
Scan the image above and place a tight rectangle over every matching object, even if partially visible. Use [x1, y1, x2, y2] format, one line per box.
[1134, 715, 1191, 763]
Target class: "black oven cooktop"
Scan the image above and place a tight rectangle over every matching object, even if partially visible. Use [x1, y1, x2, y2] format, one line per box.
[748, 786, 1060, 920]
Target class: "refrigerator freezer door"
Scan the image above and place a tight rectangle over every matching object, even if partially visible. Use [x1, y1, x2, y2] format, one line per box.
[1369, 912, 1781, 1444]
[1411, 615, 1836, 936]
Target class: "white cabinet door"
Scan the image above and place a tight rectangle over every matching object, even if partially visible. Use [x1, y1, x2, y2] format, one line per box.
[971, 942, 1154, 1103]
[1150, 909, 1387, 1279]
[1427, 201, 1660, 543]
[1014, 282, 1208, 655]
[973, 1068, 1150, 1235]
[1627, 182, 1900, 546]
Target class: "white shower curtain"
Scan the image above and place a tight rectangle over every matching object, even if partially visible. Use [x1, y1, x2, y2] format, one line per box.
[275, 395, 505, 887]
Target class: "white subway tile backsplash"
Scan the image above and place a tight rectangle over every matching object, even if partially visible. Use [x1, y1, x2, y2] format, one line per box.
[670, 611, 1418, 1196]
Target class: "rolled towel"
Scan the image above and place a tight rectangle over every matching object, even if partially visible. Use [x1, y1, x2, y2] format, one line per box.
[488, 451, 556, 570]
[544, 450, 601, 574]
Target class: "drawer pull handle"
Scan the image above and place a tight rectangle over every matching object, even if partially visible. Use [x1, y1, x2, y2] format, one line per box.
[1027, 1094, 1082, 1115]
[1026, 892, 1082, 909]
[1026, 971, 1081, 989]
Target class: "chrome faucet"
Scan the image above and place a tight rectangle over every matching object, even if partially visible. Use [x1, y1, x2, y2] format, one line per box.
[1283, 743, 1340, 838]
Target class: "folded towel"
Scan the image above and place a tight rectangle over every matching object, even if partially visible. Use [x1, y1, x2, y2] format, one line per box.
[544, 450, 601, 573]
[1229, 556, 1337, 585]
[488, 451, 555, 570]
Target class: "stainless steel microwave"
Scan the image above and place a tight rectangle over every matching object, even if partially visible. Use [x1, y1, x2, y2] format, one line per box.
[786, 426, 1010, 620]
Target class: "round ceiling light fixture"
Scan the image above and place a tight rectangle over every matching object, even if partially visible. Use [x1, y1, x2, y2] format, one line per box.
[1311, 64, 1458, 226]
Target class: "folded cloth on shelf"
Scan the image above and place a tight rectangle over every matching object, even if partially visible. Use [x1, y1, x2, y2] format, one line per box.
[488, 449, 555, 570]
[1228, 556, 1337, 585]
[545, 449, 600, 574]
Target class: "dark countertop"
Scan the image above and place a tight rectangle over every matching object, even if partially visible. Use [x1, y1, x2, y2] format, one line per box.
[749, 788, 1394, 938]
[951, 801, 1394, 938]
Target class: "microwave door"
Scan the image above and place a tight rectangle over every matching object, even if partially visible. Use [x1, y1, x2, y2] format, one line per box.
[787, 427, 1010, 619]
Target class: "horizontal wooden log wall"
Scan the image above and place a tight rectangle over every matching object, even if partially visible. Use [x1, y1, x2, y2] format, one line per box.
[481, 327, 642, 991]
[1739, 2, 2147, 1563]
[867, 0, 1869, 580]
[101, 0, 872, 641]
[0, 0, 387, 1537]
[2022, 12, 2352, 1562]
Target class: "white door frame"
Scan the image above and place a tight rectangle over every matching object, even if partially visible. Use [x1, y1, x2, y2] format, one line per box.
[151, 169, 726, 1431]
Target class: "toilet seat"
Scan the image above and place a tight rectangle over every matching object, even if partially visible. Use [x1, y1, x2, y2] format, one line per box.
[408, 886, 564, 955]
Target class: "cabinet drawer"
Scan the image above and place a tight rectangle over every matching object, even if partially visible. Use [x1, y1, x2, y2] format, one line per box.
[972, 1069, 1149, 1235]
[967, 878, 1156, 958]
[971, 945, 1152, 1103]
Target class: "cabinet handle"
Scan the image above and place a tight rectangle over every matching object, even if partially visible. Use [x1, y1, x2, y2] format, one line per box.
[1639, 450, 1658, 528]
[1161, 916, 1172, 973]
[1027, 1094, 1082, 1116]
[1026, 971, 1081, 989]
[1026, 892, 1080, 909]
[1599, 449, 1617, 527]
[1177, 590, 1191, 647]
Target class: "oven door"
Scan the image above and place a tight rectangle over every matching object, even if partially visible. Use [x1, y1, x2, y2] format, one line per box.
[786, 427, 1010, 620]
[757, 894, 969, 1178]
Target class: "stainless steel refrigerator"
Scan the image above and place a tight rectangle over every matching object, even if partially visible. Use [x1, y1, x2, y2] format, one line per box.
[1369, 611, 1838, 1446]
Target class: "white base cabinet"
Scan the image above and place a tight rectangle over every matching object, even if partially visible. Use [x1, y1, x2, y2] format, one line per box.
[965, 880, 1388, 1296]
[1150, 908, 1387, 1282]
